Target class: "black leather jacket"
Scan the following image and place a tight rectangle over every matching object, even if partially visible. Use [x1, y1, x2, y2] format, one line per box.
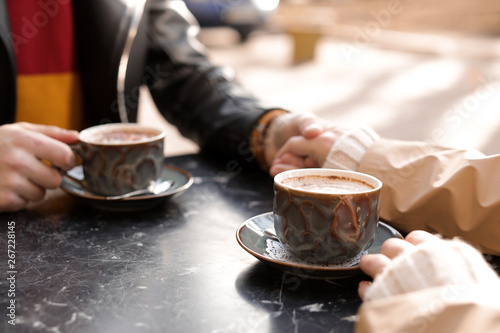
[0, 0, 273, 166]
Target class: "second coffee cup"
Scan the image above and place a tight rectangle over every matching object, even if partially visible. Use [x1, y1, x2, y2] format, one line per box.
[69, 123, 166, 196]
[273, 168, 382, 264]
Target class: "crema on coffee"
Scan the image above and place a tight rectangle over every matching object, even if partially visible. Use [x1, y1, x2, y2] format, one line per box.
[281, 175, 374, 194]
[94, 131, 157, 144]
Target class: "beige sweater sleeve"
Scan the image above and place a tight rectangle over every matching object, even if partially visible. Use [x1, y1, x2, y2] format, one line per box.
[356, 238, 500, 333]
[322, 126, 379, 171]
[357, 285, 500, 333]
[359, 138, 500, 255]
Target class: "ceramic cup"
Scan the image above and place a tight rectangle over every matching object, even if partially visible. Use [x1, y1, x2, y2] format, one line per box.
[273, 168, 382, 263]
[67, 123, 166, 196]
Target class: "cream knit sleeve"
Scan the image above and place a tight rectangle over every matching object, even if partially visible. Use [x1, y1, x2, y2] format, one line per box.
[322, 126, 379, 171]
[364, 238, 500, 302]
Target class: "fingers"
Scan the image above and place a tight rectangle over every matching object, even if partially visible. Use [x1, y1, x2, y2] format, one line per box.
[380, 237, 416, 259]
[274, 136, 311, 161]
[272, 132, 337, 173]
[359, 238, 418, 280]
[268, 136, 311, 175]
[19, 127, 77, 170]
[304, 157, 317, 168]
[0, 123, 77, 212]
[38, 143, 76, 171]
[15, 122, 78, 170]
[274, 132, 337, 161]
[273, 152, 308, 168]
[1, 147, 63, 189]
[0, 191, 29, 213]
[17, 122, 79, 143]
[0, 173, 47, 212]
[358, 281, 372, 301]
[298, 114, 324, 138]
[358, 231, 443, 301]
[263, 112, 329, 168]
[269, 153, 306, 176]
[405, 230, 442, 246]
[269, 164, 293, 177]
[378, 232, 441, 260]
[359, 254, 391, 279]
[279, 152, 306, 165]
[5, 174, 46, 201]
[270, 163, 306, 177]
[268, 112, 325, 149]
[22, 156, 64, 189]
[357, 253, 391, 300]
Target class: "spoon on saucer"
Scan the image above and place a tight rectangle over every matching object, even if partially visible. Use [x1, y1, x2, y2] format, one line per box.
[105, 179, 174, 200]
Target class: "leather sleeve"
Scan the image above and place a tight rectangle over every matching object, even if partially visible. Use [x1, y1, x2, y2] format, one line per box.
[358, 138, 500, 255]
[145, 0, 273, 167]
[0, 0, 16, 124]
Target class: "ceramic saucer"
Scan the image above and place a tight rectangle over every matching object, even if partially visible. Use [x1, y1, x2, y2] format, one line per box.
[61, 163, 193, 212]
[236, 212, 403, 279]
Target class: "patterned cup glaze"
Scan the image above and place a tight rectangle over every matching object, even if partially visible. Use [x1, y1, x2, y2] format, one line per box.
[72, 123, 166, 196]
[273, 168, 382, 264]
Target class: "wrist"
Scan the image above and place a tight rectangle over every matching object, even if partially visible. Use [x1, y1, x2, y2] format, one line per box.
[249, 109, 288, 171]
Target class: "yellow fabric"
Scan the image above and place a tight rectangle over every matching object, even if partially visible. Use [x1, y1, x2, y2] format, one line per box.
[15, 73, 84, 130]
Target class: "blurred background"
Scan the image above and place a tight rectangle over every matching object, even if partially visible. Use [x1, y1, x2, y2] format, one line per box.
[139, 0, 500, 157]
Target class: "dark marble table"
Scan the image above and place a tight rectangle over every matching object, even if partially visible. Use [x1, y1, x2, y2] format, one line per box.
[0, 154, 365, 333]
[1, 154, 498, 333]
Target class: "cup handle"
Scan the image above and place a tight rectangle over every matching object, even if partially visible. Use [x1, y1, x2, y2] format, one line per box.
[68, 142, 84, 158]
[58, 142, 86, 187]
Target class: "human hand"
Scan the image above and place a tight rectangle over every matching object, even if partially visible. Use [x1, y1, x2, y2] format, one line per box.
[269, 125, 379, 176]
[0, 122, 79, 212]
[358, 230, 500, 301]
[358, 231, 439, 300]
[269, 130, 340, 177]
[263, 112, 326, 170]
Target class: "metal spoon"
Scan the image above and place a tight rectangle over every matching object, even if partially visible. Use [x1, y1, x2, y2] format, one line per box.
[105, 179, 174, 200]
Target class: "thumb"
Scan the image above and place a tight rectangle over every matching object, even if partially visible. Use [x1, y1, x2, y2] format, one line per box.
[297, 113, 325, 139]
[300, 121, 323, 139]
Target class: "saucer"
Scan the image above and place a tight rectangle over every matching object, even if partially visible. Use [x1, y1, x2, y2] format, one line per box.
[61, 163, 193, 212]
[236, 212, 403, 279]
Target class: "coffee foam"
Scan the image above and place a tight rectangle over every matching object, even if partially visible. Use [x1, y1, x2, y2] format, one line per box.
[281, 175, 374, 194]
[96, 131, 155, 144]
[85, 128, 159, 145]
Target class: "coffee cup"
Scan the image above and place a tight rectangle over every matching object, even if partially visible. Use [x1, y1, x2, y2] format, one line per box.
[273, 168, 382, 263]
[67, 123, 166, 196]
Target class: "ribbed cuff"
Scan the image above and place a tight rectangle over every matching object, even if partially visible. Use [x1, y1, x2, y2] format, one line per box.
[322, 126, 379, 171]
[364, 238, 500, 302]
